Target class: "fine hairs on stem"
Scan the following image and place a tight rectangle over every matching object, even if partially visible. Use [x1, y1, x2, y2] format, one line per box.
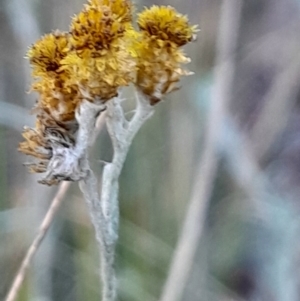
[16, 1, 196, 301]
[79, 91, 154, 301]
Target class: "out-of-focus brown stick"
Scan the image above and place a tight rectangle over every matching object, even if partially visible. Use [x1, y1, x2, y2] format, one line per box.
[5, 112, 106, 301]
[159, 1, 243, 301]
[4, 181, 70, 301]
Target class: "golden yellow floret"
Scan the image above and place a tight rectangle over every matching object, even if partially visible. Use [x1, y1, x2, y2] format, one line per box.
[36, 89, 79, 122]
[27, 30, 81, 123]
[27, 31, 69, 78]
[137, 5, 197, 47]
[89, 0, 133, 24]
[134, 38, 192, 104]
[29, 71, 79, 123]
[132, 5, 197, 104]
[61, 42, 135, 101]
[63, 1, 135, 101]
[69, 4, 125, 59]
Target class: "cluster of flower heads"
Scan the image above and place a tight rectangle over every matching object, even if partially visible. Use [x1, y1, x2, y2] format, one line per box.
[19, 0, 197, 183]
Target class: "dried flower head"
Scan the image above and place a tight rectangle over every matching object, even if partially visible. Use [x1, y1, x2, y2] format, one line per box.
[19, 126, 51, 162]
[68, 5, 123, 57]
[27, 30, 69, 78]
[61, 1, 135, 101]
[137, 5, 196, 47]
[27, 31, 80, 123]
[18, 111, 77, 179]
[134, 5, 197, 104]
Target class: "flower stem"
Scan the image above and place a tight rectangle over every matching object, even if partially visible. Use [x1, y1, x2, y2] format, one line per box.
[79, 91, 154, 301]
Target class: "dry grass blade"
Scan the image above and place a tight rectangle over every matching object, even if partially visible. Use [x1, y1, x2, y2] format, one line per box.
[159, 1, 243, 301]
[4, 181, 70, 301]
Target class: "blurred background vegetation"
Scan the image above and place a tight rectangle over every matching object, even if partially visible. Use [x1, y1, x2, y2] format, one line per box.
[2, 0, 300, 300]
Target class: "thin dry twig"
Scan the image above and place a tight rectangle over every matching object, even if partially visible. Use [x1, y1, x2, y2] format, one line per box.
[4, 181, 70, 301]
[159, 1, 243, 301]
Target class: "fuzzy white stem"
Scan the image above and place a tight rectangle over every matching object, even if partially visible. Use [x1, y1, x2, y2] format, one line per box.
[76, 99, 115, 301]
[75, 100, 106, 155]
[102, 94, 154, 240]
[79, 168, 115, 301]
[79, 92, 154, 301]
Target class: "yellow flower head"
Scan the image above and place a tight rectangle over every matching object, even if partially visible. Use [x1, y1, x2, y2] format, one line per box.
[133, 6, 196, 104]
[61, 45, 134, 101]
[27, 31, 69, 78]
[69, 4, 124, 58]
[27, 31, 80, 123]
[62, 0, 135, 101]
[137, 5, 197, 47]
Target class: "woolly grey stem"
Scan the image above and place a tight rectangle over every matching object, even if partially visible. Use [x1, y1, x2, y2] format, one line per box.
[75, 100, 106, 156]
[76, 99, 116, 301]
[79, 168, 115, 301]
[79, 93, 154, 301]
[99, 93, 153, 301]
[102, 94, 154, 241]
